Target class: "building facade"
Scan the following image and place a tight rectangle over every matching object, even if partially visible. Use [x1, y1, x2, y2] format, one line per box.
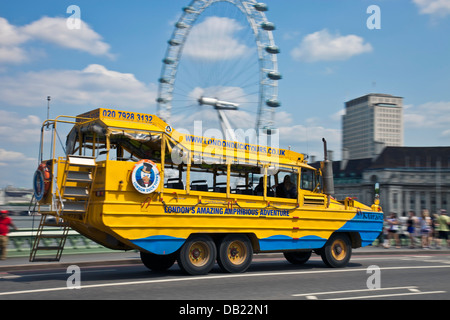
[342, 93, 404, 160]
[324, 147, 450, 217]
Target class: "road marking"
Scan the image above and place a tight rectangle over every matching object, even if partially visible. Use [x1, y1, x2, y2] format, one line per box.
[293, 286, 418, 297]
[0, 269, 116, 279]
[329, 290, 446, 300]
[295, 286, 446, 300]
[1, 265, 450, 297]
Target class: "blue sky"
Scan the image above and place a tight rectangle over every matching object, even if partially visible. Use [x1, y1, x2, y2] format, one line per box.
[1, 0, 450, 188]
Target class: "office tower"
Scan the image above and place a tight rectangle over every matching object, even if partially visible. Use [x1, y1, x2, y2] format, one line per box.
[342, 93, 403, 160]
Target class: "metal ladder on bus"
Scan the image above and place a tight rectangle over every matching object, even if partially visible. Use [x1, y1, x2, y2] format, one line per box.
[29, 155, 96, 262]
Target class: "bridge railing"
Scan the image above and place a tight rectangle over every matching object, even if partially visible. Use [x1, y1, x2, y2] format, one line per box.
[5, 229, 114, 257]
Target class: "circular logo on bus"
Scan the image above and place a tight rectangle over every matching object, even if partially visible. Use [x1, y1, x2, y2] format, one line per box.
[131, 160, 160, 194]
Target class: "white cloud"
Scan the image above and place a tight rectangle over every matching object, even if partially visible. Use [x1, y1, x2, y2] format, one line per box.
[0, 16, 113, 65]
[413, 0, 450, 17]
[0, 148, 35, 169]
[183, 16, 250, 61]
[0, 17, 30, 64]
[0, 64, 157, 108]
[21, 17, 113, 58]
[274, 111, 341, 158]
[0, 110, 41, 144]
[404, 101, 450, 128]
[291, 29, 373, 62]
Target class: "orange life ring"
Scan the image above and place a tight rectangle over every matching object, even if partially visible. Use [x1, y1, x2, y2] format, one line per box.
[37, 162, 51, 196]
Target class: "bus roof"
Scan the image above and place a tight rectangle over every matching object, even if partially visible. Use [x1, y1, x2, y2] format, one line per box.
[76, 108, 311, 168]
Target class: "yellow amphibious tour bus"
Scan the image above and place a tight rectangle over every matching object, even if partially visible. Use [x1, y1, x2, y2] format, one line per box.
[31, 108, 383, 275]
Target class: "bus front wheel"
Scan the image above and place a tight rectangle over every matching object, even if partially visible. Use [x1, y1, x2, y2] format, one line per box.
[321, 233, 352, 268]
[177, 235, 217, 275]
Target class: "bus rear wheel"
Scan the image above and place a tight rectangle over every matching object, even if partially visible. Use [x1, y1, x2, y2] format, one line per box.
[217, 234, 253, 273]
[321, 233, 352, 268]
[177, 235, 217, 275]
[140, 251, 176, 272]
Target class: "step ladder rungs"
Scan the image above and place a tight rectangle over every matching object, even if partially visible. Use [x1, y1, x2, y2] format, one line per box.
[66, 171, 92, 183]
[42, 221, 69, 227]
[31, 257, 61, 262]
[68, 156, 96, 167]
[64, 186, 89, 198]
[36, 246, 65, 251]
[63, 201, 86, 212]
[39, 234, 66, 239]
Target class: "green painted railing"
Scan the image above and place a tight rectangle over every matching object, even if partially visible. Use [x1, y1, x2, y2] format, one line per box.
[5, 229, 114, 257]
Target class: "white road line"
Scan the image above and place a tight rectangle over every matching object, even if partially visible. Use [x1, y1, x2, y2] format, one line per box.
[0, 269, 116, 279]
[1, 265, 450, 297]
[293, 286, 418, 297]
[329, 291, 446, 300]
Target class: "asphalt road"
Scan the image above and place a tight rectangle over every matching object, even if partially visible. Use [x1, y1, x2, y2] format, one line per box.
[1, 251, 449, 307]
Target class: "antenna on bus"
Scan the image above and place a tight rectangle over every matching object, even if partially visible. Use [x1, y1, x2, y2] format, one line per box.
[47, 96, 51, 120]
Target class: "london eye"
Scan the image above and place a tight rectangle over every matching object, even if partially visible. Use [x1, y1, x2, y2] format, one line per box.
[156, 0, 282, 142]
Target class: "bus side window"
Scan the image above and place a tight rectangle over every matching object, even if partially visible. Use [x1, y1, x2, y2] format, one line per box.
[301, 169, 316, 191]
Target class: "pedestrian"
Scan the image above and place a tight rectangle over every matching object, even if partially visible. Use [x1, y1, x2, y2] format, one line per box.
[420, 209, 432, 249]
[385, 212, 401, 249]
[0, 210, 18, 260]
[436, 209, 449, 249]
[406, 211, 418, 248]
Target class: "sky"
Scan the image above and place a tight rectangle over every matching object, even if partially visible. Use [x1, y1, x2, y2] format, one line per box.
[0, 0, 450, 188]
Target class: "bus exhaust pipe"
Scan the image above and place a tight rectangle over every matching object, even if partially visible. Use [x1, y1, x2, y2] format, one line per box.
[321, 138, 335, 207]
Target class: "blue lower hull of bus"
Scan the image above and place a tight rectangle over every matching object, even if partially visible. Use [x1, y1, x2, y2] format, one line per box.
[130, 211, 383, 255]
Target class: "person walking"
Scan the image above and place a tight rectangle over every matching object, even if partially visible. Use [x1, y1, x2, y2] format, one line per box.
[436, 209, 449, 249]
[0, 210, 18, 260]
[385, 212, 401, 249]
[420, 209, 432, 249]
[406, 211, 418, 248]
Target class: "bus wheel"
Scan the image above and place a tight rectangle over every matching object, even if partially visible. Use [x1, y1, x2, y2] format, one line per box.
[321, 233, 352, 268]
[140, 251, 176, 272]
[177, 235, 216, 275]
[217, 234, 253, 273]
[284, 251, 312, 265]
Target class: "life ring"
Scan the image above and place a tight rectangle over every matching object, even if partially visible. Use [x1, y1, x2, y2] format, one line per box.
[33, 162, 51, 201]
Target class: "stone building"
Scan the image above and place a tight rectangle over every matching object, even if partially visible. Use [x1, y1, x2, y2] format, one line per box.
[315, 146, 450, 216]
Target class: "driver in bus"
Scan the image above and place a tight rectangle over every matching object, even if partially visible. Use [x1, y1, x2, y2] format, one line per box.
[277, 175, 297, 199]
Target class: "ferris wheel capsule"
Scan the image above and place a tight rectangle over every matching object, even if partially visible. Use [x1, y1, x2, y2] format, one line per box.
[265, 45, 280, 54]
[261, 21, 275, 31]
[163, 58, 176, 65]
[254, 3, 268, 12]
[169, 39, 181, 46]
[176, 21, 189, 29]
[266, 99, 281, 108]
[267, 71, 282, 80]
[183, 6, 197, 13]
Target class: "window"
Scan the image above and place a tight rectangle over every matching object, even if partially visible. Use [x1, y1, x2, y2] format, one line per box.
[301, 168, 319, 192]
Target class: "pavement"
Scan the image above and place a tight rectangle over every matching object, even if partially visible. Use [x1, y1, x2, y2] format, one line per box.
[1, 245, 450, 272]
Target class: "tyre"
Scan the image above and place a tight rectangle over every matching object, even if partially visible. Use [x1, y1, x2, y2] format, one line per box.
[283, 251, 312, 265]
[217, 234, 253, 273]
[321, 233, 352, 268]
[177, 235, 217, 275]
[140, 251, 176, 272]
